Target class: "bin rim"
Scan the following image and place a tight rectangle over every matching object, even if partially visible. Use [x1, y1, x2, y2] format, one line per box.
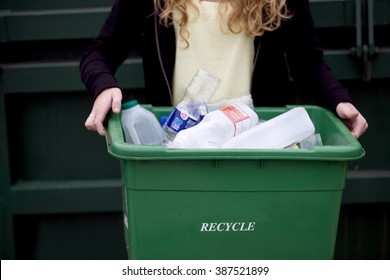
[105, 105, 365, 161]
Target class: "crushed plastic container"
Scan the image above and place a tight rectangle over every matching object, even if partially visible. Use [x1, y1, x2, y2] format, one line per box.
[105, 105, 365, 260]
[163, 69, 220, 141]
[167, 102, 258, 148]
[222, 107, 315, 149]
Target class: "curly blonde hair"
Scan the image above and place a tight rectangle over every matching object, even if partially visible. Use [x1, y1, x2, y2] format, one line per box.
[154, 0, 291, 45]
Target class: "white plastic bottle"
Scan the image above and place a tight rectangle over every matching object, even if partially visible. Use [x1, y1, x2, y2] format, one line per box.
[120, 100, 164, 145]
[167, 102, 259, 148]
[222, 107, 315, 149]
[163, 69, 220, 141]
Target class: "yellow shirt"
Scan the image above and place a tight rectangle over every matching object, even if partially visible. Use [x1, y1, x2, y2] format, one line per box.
[172, 0, 255, 108]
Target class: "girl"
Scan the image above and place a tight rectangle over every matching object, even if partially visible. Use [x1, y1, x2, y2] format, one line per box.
[81, 0, 367, 138]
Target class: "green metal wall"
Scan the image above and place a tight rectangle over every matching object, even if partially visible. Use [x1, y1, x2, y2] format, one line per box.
[1, 0, 389, 260]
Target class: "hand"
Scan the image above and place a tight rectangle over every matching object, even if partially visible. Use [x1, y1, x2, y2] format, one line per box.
[85, 87, 122, 136]
[336, 102, 368, 139]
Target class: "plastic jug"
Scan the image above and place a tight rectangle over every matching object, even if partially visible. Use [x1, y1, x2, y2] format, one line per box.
[121, 100, 164, 145]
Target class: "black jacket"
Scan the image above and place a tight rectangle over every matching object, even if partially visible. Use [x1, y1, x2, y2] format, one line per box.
[80, 0, 352, 112]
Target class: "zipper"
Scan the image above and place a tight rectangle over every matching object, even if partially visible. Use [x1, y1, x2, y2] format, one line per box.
[154, 12, 174, 105]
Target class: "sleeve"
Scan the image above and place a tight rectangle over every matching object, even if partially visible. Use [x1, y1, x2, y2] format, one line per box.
[285, 0, 353, 113]
[79, 0, 142, 98]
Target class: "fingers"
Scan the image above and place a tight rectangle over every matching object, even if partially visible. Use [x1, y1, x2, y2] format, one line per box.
[350, 114, 368, 139]
[85, 112, 97, 131]
[94, 113, 106, 136]
[85, 111, 106, 136]
[336, 102, 368, 139]
[111, 90, 122, 114]
[84, 88, 123, 136]
[336, 102, 359, 120]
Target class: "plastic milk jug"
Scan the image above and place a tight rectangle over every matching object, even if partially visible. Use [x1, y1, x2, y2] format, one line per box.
[120, 100, 164, 145]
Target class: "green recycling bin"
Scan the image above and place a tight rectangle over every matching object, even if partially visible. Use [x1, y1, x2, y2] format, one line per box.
[105, 105, 364, 260]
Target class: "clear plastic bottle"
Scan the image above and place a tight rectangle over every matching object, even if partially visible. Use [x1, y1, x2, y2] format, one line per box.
[222, 107, 315, 149]
[163, 69, 220, 141]
[299, 133, 323, 149]
[166, 102, 259, 149]
[120, 100, 164, 145]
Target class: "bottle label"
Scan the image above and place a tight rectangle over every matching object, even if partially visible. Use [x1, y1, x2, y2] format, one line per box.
[164, 107, 198, 133]
[220, 105, 251, 136]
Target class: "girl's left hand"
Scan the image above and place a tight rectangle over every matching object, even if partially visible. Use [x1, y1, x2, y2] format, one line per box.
[336, 102, 368, 139]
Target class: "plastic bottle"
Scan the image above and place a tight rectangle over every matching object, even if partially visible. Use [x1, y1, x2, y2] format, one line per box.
[166, 102, 259, 149]
[299, 133, 323, 149]
[222, 107, 315, 149]
[120, 100, 164, 145]
[163, 69, 220, 141]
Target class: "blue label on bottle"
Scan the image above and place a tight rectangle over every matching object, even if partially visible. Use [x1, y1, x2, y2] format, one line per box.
[165, 108, 198, 133]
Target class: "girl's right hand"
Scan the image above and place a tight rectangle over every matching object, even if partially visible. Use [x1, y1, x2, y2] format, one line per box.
[85, 87, 123, 136]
